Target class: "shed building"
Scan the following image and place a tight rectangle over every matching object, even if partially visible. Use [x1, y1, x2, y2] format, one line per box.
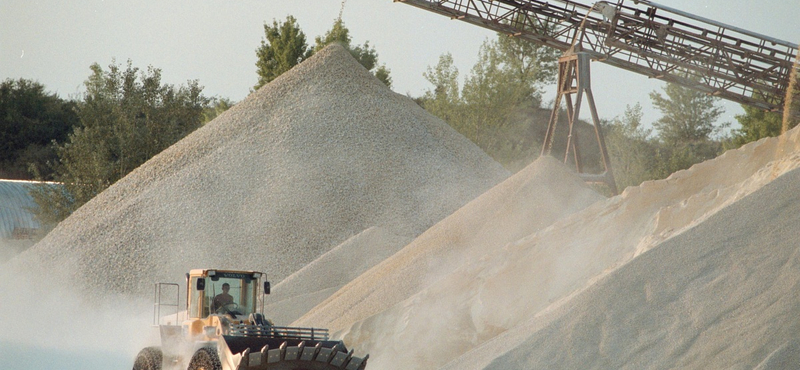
[0, 180, 42, 262]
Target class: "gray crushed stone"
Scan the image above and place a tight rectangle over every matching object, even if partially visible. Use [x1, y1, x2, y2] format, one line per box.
[6, 44, 508, 301]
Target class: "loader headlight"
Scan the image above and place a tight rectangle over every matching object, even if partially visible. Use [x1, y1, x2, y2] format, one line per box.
[203, 326, 217, 338]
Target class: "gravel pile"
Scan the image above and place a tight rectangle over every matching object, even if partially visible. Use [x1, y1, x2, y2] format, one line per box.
[310, 125, 800, 369]
[4, 44, 508, 301]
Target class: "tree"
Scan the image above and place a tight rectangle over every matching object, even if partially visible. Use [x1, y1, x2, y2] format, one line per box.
[605, 103, 657, 190]
[421, 53, 462, 127]
[202, 97, 236, 124]
[461, 38, 529, 153]
[421, 34, 557, 170]
[254, 16, 312, 90]
[728, 73, 800, 148]
[313, 19, 392, 88]
[727, 106, 784, 148]
[649, 80, 726, 177]
[254, 17, 392, 89]
[650, 81, 724, 146]
[30, 60, 209, 224]
[0, 78, 78, 180]
[493, 32, 559, 100]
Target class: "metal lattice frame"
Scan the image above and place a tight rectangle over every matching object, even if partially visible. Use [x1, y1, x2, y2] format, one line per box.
[543, 52, 618, 193]
[396, 0, 798, 112]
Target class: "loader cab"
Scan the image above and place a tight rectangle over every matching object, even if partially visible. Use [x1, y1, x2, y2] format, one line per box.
[186, 269, 269, 319]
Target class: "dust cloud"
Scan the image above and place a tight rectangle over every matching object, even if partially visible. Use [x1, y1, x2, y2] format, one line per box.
[0, 259, 156, 370]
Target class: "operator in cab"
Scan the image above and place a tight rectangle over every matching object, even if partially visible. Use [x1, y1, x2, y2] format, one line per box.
[211, 283, 235, 314]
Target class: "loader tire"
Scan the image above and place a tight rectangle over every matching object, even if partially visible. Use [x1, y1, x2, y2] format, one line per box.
[187, 347, 222, 370]
[132, 346, 162, 370]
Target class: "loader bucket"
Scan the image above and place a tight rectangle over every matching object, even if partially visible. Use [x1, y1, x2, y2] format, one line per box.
[219, 336, 368, 370]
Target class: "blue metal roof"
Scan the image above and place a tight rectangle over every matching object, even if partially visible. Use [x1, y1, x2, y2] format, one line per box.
[0, 180, 40, 239]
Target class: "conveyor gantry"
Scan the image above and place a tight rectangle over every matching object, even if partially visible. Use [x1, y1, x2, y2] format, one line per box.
[396, 0, 798, 194]
[395, 0, 798, 112]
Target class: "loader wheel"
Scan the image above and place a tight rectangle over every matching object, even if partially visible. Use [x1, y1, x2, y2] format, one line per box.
[132, 346, 162, 370]
[187, 347, 221, 370]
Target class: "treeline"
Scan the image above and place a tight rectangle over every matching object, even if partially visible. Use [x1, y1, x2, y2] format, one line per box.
[1, 15, 795, 228]
[415, 33, 798, 192]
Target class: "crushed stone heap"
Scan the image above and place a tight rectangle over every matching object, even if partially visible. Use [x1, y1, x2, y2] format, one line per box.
[6, 44, 508, 300]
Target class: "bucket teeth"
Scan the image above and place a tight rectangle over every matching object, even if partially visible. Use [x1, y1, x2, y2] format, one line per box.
[331, 348, 353, 368]
[301, 341, 322, 362]
[239, 348, 251, 368]
[315, 346, 335, 363]
[267, 342, 286, 364]
[247, 348, 264, 368]
[284, 343, 302, 361]
[218, 337, 368, 369]
[346, 354, 369, 370]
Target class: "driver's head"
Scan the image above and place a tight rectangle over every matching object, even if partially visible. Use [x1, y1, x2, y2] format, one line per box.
[222, 283, 230, 292]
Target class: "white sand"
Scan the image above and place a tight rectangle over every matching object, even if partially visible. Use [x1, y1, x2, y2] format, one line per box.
[262, 227, 411, 325]
[316, 126, 800, 369]
[479, 165, 800, 369]
[294, 155, 604, 344]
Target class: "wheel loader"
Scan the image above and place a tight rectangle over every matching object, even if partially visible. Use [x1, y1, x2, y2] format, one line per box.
[132, 268, 368, 370]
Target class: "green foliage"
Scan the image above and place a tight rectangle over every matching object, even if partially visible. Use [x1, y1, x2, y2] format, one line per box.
[421, 35, 558, 170]
[313, 18, 351, 52]
[313, 19, 392, 88]
[421, 53, 463, 126]
[607, 85, 730, 190]
[202, 97, 236, 124]
[605, 104, 658, 190]
[26, 180, 74, 226]
[254, 16, 312, 90]
[0, 78, 78, 180]
[650, 81, 724, 146]
[728, 105, 793, 149]
[30, 60, 209, 224]
[254, 17, 392, 89]
[726, 69, 800, 149]
[493, 32, 558, 90]
[648, 80, 726, 176]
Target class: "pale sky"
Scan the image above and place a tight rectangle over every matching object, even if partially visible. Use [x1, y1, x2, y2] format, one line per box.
[2, 0, 798, 129]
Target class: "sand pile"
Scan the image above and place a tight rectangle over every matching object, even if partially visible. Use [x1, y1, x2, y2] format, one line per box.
[263, 227, 412, 325]
[295, 155, 604, 333]
[477, 165, 800, 369]
[3, 44, 508, 301]
[310, 125, 800, 369]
